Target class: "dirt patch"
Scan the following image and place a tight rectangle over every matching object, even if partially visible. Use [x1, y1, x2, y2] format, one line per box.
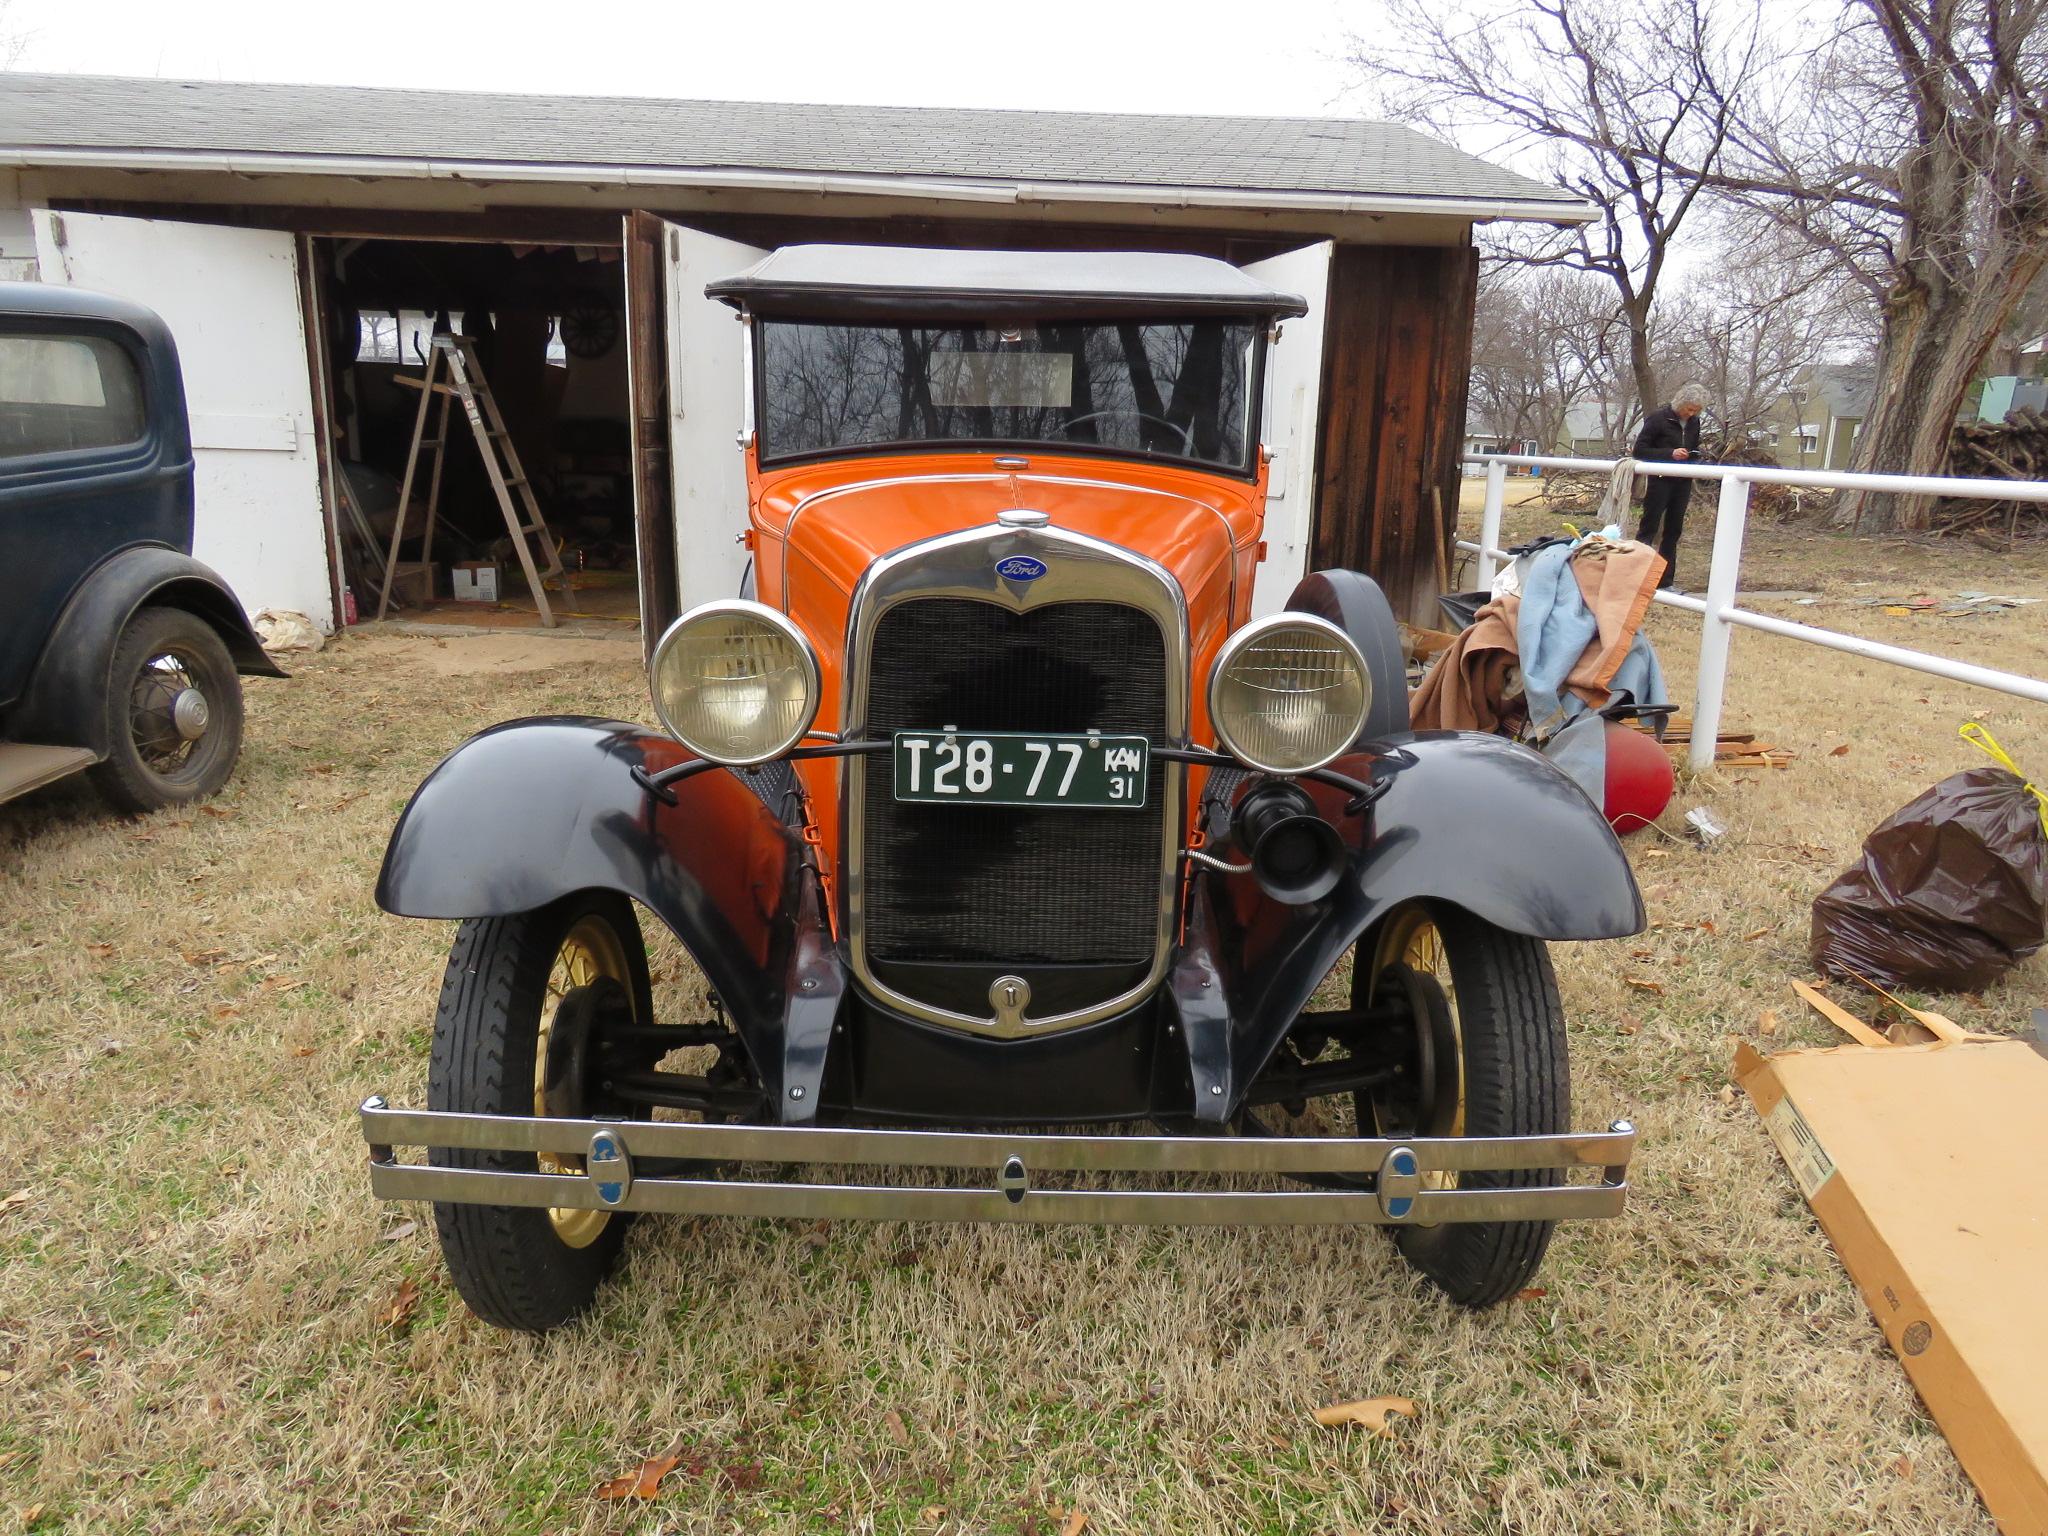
[342, 629, 646, 677]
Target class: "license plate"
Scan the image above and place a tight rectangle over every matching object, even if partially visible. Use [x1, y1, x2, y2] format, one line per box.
[892, 730, 1149, 809]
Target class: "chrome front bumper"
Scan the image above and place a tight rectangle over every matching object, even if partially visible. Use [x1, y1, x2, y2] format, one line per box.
[360, 1098, 1637, 1226]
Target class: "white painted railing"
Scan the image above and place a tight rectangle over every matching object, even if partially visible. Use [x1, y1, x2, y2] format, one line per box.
[1458, 453, 2048, 771]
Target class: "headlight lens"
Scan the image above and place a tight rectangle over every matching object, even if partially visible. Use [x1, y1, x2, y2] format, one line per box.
[1208, 614, 1371, 774]
[649, 600, 820, 766]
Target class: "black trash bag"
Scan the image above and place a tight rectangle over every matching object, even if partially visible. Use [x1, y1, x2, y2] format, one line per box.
[1810, 763, 2048, 992]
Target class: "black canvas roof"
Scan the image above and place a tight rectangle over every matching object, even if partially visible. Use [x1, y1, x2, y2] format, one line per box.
[706, 245, 1310, 321]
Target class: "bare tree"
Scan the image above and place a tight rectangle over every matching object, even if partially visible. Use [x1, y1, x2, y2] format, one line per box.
[1469, 267, 1626, 451]
[0, 0, 31, 68]
[1657, 231, 1871, 451]
[1354, 0, 1756, 413]
[1674, 0, 2048, 526]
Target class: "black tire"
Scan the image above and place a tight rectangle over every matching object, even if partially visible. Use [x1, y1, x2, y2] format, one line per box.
[87, 606, 245, 814]
[1285, 569, 1408, 743]
[1374, 904, 1570, 1308]
[428, 891, 653, 1333]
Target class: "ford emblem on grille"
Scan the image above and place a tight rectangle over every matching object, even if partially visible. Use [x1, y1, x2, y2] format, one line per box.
[995, 555, 1047, 582]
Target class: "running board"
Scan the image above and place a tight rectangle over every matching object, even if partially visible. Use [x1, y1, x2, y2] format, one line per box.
[360, 1099, 1637, 1227]
[0, 743, 95, 806]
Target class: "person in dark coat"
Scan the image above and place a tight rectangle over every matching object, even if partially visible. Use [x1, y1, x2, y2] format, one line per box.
[1632, 384, 1707, 589]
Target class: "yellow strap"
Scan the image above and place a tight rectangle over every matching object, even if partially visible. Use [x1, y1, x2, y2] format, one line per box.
[1961, 722, 2048, 834]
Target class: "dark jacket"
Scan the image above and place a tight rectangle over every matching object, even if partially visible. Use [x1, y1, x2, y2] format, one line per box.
[1632, 404, 1700, 463]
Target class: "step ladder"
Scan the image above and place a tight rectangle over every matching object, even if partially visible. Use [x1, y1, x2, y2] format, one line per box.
[375, 333, 564, 627]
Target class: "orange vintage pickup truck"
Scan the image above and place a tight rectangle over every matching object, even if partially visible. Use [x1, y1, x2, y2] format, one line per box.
[359, 246, 1642, 1332]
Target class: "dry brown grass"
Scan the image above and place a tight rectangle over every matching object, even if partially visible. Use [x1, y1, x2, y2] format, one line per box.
[5, 551, 2045, 1532]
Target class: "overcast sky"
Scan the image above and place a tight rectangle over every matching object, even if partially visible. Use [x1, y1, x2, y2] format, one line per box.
[5, 0, 1373, 118]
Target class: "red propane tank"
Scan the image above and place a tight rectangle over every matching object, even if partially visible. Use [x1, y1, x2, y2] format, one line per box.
[1603, 721, 1675, 835]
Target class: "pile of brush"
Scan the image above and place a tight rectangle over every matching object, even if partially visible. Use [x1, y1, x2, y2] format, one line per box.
[1940, 408, 2048, 541]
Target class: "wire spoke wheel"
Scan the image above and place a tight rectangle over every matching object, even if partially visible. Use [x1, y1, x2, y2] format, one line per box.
[1365, 909, 1467, 1201]
[427, 892, 655, 1332]
[533, 915, 639, 1248]
[89, 607, 245, 814]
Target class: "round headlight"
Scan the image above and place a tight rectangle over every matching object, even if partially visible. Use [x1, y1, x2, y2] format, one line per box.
[1207, 613, 1371, 774]
[649, 600, 820, 766]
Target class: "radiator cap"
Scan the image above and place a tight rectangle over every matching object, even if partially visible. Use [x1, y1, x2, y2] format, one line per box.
[997, 508, 1050, 528]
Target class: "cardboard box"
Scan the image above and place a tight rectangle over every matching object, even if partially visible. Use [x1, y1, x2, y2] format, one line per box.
[451, 561, 501, 603]
[1736, 1038, 2048, 1534]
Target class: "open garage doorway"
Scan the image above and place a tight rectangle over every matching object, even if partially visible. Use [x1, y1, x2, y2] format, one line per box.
[316, 236, 639, 635]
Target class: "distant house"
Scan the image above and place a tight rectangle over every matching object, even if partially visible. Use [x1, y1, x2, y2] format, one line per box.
[1461, 413, 1538, 470]
[1558, 399, 1631, 458]
[1764, 365, 1873, 470]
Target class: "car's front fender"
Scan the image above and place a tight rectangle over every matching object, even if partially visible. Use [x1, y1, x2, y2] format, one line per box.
[1205, 730, 1643, 1110]
[376, 717, 831, 1116]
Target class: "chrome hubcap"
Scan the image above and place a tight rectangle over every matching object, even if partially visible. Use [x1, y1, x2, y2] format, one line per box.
[170, 687, 210, 741]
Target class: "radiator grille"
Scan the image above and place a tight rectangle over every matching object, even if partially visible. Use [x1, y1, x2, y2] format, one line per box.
[860, 599, 1168, 976]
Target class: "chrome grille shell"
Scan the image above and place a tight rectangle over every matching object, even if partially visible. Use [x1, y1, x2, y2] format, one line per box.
[842, 524, 1189, 1037]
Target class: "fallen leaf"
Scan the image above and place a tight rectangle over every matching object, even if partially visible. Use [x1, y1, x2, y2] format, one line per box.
[919, 1508, 947, 1525]
[262, 977, 308, 993]
[381, 1277, 420, 1330]
[1759, 1009, 1781, 1037]
[1623, 977, 1664, 995]
[1059, 1510, 1090, 1536]
[885, 1409, 911, 1448]
[1514, 1287, 1549, 1301]
[1617, 1017, 1641, 1036]
[182, 948, 227, 966]
[1893, 1454, 1915, 1479]
[1829, 744, 1851, 757]
[292, 1046, 317, 1058]
[210, 1005, 241, 1021]
[595, 1451, 682, 1501]
[1742, 928, 1769, 942]
[1313, 1396, 1417, 1435]
[19, 1506, 42, 1526]
[0, 1369, 13, 1385]
[83, 942, 115, 958]
[0, 1190, 33, 1216]
[1630, 948, 1654, 960]
[199, 804, 236, 818]
[1697, 919, 1717, 934]
[1643, 848, 1669, 859]
[1717, 1085, 1738, 1106]
[380, 1221, 417, 1243]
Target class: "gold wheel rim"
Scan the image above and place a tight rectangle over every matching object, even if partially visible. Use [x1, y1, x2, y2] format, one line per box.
[535, 915, 635, 1248]
[1370, 908, 1465, 1192]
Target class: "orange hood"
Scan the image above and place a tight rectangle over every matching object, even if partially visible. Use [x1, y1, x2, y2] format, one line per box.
[750, 451, 1268, 732]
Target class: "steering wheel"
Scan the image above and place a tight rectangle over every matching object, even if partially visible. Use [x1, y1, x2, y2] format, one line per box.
[1052, 409, 1195, 455]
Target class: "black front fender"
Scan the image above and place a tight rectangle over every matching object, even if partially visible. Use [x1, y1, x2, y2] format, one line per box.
[1209, 730, 1644, 1108]
[377, 717, 827, 1113]
[12, 546, 285, 752]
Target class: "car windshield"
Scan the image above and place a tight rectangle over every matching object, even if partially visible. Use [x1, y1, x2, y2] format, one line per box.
[755, 318, 1261, 473]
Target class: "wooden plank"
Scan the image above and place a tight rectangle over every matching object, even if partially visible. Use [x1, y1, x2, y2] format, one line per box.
[623, 211, 678, 657]
[1310, 244, 1479, 627]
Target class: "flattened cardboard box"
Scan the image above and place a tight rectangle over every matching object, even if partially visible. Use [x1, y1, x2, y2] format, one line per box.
[1735, 1039, 2048, 1535]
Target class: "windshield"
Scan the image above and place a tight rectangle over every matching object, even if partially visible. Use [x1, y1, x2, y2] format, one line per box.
[754, 318, 1262, 473]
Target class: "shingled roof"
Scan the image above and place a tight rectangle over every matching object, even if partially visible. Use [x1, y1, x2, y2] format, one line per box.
[0, 74, 1589, 220]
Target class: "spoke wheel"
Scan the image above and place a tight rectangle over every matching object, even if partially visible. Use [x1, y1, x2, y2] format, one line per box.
[535, 916, 640, 1248]
[1368, 902, 1571, 1308]
[427, 892, 655, 1332]
[89, 607, 244, 813]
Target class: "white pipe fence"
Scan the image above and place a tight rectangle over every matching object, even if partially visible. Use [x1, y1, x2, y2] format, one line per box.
[1457, 452, 2048, 771]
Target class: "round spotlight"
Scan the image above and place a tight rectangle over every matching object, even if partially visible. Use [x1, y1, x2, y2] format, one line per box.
[1207, 613, 1371, 775]
[648, 599, 820, 766]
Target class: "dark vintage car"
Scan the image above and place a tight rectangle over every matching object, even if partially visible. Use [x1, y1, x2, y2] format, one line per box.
[359, 248, 1642, 1332]
[0, 281, 281, 812]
